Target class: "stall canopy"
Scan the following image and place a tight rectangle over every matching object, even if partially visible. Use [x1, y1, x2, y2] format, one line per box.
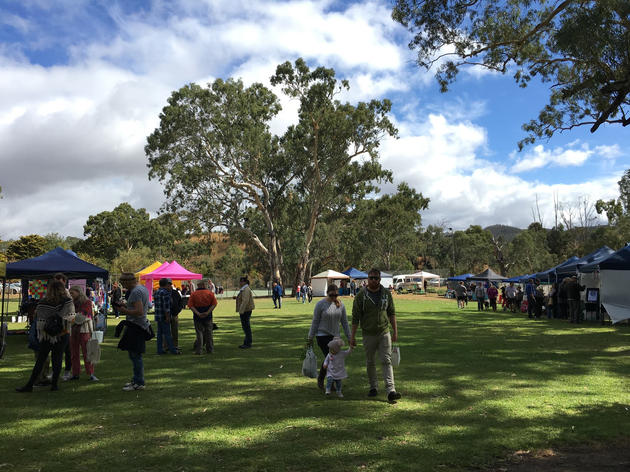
[139, 261, 202, 300]
[467, 268, 506, 281]
[579, 245, 630, 323]
[311, 270, 350, 297]
[136, 261, 164, 278]
[447, 273, 474, 281]
[504, 273, 535, 283]
[140, 261, 202, 281]
[4, 247, 109, 280]
[556, 246, 615, 277]
[581, 244, 630, 273]
[410, 271, 440, 279]
[534, 256, 580, 282]
[135, 261, 164, 290]
[380, 271, 394, 289]
[342, 267, 368, 279]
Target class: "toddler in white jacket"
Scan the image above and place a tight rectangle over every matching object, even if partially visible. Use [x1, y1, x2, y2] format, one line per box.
[323, 337, 352, 398]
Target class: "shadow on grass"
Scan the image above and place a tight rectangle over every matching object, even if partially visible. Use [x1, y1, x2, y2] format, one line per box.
[1, 301, 629, 471]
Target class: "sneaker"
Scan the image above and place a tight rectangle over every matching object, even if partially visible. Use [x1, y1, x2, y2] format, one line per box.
[387, 391, 402, 402]
[89, 375, 99, 382]
[34, 380, 52, 387]
[238, 344, 251, 349]
[15, 385, 33, 393]
[325, 390, 331, 396]
[337, 392, 344, 398]
[62, 371, 72, 381]
[368, 388, 378, 397]
[69, 375, 80, 381]
[122, 383, 145, 391]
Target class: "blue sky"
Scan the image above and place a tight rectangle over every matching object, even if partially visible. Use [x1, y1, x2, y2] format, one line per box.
[1, 0, 628, 240]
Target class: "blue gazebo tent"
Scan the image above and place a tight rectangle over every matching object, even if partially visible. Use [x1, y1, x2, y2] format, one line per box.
[467, 268, 506, 282]
[578, 245, 630, 323]
[534, 256, 580, 283]
[342, 267, 368, 279]
[555, 246, 615, 277]
[580, 244, 630, 273]
[447, 273, 474, 281]
[4, 247, 109, 280]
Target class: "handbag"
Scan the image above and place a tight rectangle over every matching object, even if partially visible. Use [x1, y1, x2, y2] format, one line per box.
[44, 313, 64, 337]
[302, 346, 317, 378]
[144, 322, 155, 341]
[391, 344, 401, 367]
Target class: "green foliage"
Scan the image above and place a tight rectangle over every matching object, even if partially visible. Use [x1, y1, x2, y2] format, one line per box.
[508, 226, 556, 275]
[146, 58, 397, 287]
[392, 0, 630, 147]
[6, 234, 47, 261]
[352, 183, 428, 271]
[596, 169, 630, 224]
[454, 225, 495, 274]
[215, 244, 247, 283]
[74, 203, 184, 261]
[109, 247, 154, 274]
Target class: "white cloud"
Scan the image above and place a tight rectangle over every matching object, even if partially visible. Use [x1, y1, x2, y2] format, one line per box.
[0, 0, 626, 242]
[377, 114, 619, 231]
[510, 143, 593, 173]
[595, 144, 623, 159]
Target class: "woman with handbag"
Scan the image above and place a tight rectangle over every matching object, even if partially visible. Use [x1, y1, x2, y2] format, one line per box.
[16, 280, 75, 392]
[68, 286, 98, 381]
[306, 284, 351, 390]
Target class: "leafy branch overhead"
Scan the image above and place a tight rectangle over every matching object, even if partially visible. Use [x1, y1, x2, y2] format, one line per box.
[392, 0, 630, 148]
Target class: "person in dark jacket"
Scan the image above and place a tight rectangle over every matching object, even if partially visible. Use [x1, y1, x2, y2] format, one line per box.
[110, 282, 122, 318]
[162, 282, 182, 352]
[557, 278, 568, 319]
[566, 276, 585, 323]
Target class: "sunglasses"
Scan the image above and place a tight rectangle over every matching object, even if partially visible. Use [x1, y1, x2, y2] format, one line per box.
[368, 276, 380, 280]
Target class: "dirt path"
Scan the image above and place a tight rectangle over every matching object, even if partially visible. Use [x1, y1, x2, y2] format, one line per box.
[480, 439, 630, 471]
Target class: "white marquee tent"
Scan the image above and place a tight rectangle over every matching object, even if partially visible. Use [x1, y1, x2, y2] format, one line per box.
[311, 270, 350, 297]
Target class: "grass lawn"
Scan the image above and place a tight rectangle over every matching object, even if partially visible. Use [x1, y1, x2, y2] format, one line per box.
[1, 295, 630, 471]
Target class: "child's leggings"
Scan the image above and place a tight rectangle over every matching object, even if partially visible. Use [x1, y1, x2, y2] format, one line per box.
[326, 377, 342, 392]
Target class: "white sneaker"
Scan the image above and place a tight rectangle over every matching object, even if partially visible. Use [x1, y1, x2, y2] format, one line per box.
[337, 392, 344, 398]
[62, 371, 72, 381]
[89, 375, 99, 382]
[122, 383, 145, 391]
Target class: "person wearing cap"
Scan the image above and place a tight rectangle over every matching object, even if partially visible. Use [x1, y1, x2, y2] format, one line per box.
[187, 279, 218, 354]
[116, 273, 150, 391]
[154, 278, 179, 355]
[350, 268, 401, 403]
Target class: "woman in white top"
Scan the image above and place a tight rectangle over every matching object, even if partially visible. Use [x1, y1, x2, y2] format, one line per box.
[306, 284, 351, 390]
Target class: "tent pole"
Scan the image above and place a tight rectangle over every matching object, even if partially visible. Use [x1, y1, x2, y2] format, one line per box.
[1, 277, 5, 323]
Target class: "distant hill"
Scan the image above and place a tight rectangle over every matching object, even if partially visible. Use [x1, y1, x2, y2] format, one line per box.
[485, 224, 522, 242]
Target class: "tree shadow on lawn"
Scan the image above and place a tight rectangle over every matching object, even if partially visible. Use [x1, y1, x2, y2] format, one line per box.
[2, 307, 630, 471]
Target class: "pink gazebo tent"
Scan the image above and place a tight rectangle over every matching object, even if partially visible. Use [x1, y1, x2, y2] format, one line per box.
[140, 261, 202, 301]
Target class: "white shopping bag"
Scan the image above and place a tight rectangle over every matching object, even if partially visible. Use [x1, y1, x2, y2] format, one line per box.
[302, 346, 317, 378]
[87, 336, 101, 364]
[391, 344, 400, 367]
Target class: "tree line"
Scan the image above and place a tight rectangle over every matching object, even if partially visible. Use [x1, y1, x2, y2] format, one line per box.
[2, 169, 628, 287]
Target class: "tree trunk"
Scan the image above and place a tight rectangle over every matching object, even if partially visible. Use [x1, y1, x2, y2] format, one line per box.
[293, 204, 319, 291]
